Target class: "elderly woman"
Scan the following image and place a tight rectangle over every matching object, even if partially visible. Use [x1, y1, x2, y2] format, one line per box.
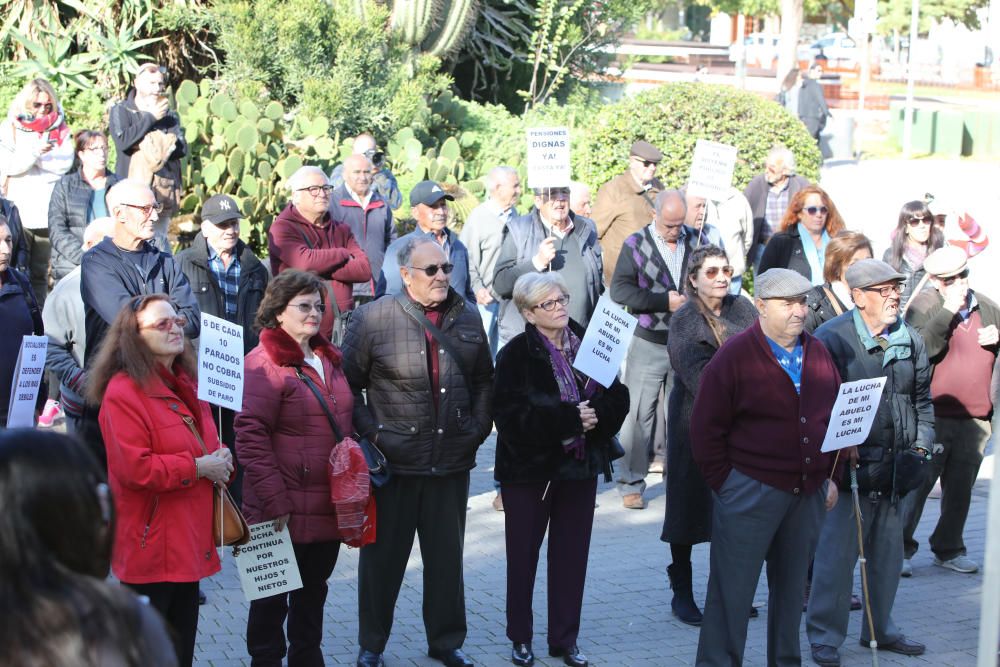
[0, 78, 75, 300]
[803, 230, 873, 332]
[660, 245, 758, 625]
[758, 185, 846, 285]
[493, 272, 629, 667]
[48, 130, 119, 282]
[235, 269, 353, 666]
[882, 200, 944, 310]
[86, 294, 233, 667]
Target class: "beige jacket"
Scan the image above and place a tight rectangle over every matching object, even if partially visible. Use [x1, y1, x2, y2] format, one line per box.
[593, 171, 662, 283]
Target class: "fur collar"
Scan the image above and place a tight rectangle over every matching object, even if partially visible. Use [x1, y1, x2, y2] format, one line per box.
[259, 326, 341, 367]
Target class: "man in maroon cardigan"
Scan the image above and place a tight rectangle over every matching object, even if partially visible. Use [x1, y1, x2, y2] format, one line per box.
[268, 166, 372, 343]
[691, 268, 841, 667]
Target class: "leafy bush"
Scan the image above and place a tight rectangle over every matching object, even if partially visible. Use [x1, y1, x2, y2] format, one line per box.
[575, 83, 822, 193]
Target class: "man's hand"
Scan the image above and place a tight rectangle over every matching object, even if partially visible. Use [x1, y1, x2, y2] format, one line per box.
[668, 290, 687, 312]
[475, 288, 494, 306]
[532, 237, 557, 270]
[978, 324, 999, 347]
[825, 481, 839, 511]
[941, 281, 969, 313]
[152, 97, 170, 120]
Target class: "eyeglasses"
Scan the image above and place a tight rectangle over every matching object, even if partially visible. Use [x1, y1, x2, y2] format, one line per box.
[941, 269, 970, 285]
[140, 316, 187, 332]
[295, 185, 335, 197]
[83, 145, 108, 153]
[803, 206, 829, 216]
[288, 302, 326, 314]
[123, 202, 163, 218]
[704, 265, 735, 279]
[907, 215, 929, 227]
[632, 157, 657, 168]
[533, 294, 571, 311]
[31, 102, 54, 112]
[408, 262, 454, 277]
[861, 283, 905, 297]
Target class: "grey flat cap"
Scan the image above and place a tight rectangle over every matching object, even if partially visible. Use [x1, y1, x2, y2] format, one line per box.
[923, 245, 968, 278]
[845, 259, 906, 290]
[755, 268, 813, 299]
[630, 140, 663, 163]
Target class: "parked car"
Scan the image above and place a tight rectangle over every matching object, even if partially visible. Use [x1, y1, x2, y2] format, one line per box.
[798, 32, 858, 67]
[730, 32, 780, 68]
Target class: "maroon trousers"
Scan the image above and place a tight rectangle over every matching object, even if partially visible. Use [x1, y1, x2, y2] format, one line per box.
[503, 477, 597, 649]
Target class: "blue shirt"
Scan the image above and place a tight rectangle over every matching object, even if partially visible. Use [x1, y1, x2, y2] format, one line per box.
[90, 187, 108, 223]
[765, 335, 803, 394]
[207, 245, 241, 317]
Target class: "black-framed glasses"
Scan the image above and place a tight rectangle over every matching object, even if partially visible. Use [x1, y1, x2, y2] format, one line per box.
[941, 269, 970, 285]
[288, 302, 326, 314]
[533, 294, 571, 311]
[408, 262, 454, 277]
[295, 185, 335, 197]
[804, 206, 829, 216]
[123, 202, 163, 218]
[140, 315, 188, 332]
[907, 215, 929, 227]
[861, 283, 905, 298]
[704, 265, 735, 279]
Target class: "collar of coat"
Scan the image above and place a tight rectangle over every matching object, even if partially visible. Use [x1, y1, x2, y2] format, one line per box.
[522, 319, 587, 359]
[259, 326, 342, 367]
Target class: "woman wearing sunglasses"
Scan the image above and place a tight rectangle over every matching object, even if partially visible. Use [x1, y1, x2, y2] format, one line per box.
[86, 294, 233, 667]
[660, 245, 758, 625]
[882, 200, 944, 310]
[493, 271, 628, 667]
[758, 185, 846, 286]
[235, 269, 354, 665]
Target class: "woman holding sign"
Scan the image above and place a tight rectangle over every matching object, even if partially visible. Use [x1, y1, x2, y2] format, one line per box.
[493, 271, 629, 667]
[661, 245, 757, 625]
[86, 294, 233, 667]
[235, 269, 353, 667]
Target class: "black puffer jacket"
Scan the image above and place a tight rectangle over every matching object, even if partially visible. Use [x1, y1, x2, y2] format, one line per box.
[342, 288, 494, 475]
[48, 170, 120, 281]
[493, 320, 629, 484]
[814, 311, 934, 494]
[804, 282, 849, 333]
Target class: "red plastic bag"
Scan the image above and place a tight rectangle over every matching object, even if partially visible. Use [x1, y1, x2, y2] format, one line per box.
[328, 437, 376, 547]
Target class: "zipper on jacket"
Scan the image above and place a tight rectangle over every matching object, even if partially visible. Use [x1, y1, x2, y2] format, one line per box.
[140, 496, 160, 549]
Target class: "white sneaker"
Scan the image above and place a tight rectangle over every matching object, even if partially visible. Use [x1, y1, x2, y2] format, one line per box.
[933, 555, 979, 573]
[901, 558, 913, 577]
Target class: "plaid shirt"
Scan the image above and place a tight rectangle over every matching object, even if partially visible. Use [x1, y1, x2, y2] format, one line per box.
[764, 181, 791, 243]
[650, 222, 688, 286]
[208, 246, 241, 317]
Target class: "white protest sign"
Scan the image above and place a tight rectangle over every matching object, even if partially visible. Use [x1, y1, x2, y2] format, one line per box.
[234, 521, 303, 601]
[821, 377, 887, 453]
[6, 335, 47, 428]
[572, 295, 637, 388]
[526, 127, 571, 189]
[197, 314, 244, 411]
[687, 139, 738, 201]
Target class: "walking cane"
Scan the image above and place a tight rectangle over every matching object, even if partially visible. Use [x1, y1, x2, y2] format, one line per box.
[850, 466, 879, 667]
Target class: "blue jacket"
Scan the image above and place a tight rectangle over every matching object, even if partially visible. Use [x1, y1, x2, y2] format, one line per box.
[328, 184, 395, 297]
[377, 227, 476, 304]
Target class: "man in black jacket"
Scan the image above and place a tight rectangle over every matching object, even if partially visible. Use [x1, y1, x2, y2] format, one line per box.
[342, 237, 493, 667]
[176, 194, 269, 503]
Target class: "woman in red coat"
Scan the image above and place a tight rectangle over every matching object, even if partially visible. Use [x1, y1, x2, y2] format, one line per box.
[86, 293, 234, 667]
[235, 269, 354, 666]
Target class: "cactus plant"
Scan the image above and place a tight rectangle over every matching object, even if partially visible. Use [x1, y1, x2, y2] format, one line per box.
[384, 0, 479, 59]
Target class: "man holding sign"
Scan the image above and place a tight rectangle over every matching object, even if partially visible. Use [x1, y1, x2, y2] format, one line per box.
[806, 259, 933, 666]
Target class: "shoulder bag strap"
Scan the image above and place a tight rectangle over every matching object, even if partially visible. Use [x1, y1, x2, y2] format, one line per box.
[297, 228, 342, 323]
[167, 402, 209, 455]
[393, 293, 471, 387]
[294, 366, 344, 442]
[822, 286, 845, 317]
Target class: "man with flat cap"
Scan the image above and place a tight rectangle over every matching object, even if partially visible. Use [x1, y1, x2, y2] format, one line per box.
[593, 140, 664, 285]
[176, 193, 270, 503]
[901, 245, 1000, 577]
[379, 180, 475, 304]
[690, 268, 841, 667]
[807, 258, 932, 666]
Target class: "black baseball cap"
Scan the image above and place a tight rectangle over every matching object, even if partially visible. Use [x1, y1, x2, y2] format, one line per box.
[200, 194, 243, 225]
[409, 180, 455, 207]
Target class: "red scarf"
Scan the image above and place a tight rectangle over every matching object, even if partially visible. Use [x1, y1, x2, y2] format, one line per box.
[15, 109, 69, 145]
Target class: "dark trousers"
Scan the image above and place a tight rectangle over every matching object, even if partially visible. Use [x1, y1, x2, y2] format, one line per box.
[901, 415, 990, 560]
[210, 405, 244, 506]
[78, 404, 107, 471]
[503, 477, 598, 649]
[247, 540, 341, 667]
[125, 580, 200, 667]
[22, 226, 50, 306]
[358, 472, 469, 654]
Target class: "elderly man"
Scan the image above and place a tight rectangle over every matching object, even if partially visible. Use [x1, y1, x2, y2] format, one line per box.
[460, 166, 521, 358]
[569, 181, 592, 219]
[743, 146, 810, 272]
[330, 132, 402, 210]
[901, 246, 1000, 576]
[700, 187, 754, 294]
[593, 140, 664, 284]
[329, 153, 395, 304]
[610, 190, 697, 509]
[42, 216, 114, 436]
[379, 181, 475, 303]
[343, 237, 493, 667]
[807, 259, 932, 666]
[109, 63, 187, 251]
[493, 185, 603, 347]
[268, 166, 371, 344]
[691, 268, 841, 667]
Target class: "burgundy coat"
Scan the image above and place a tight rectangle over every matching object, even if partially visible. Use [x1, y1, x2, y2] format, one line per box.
[267, 203, 372, 337]
[234, 327, 354, 544]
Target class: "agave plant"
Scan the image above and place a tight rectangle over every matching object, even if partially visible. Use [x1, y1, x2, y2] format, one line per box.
[88, 17, 163, 95]
[10, 29, 97, 91]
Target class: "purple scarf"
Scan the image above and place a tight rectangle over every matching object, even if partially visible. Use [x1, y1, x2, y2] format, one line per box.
[539, 327, 598, 460]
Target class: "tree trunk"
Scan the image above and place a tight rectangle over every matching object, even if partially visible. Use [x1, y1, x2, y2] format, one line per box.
[776, 0, 804, 85]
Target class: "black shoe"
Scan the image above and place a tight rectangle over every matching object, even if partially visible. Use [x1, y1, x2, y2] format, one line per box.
[548, 645, 588, 667]
[849, 594, 862, 611]
[511, 642, 534, 666]
[863, 636, 926, 656]
[667, 562, 703, 626]
[810, 643, 841, 666]
[749, 605, 759, 618]
[356, 648, 385, 667]
[198, 590, 207, 605]
[428, 647, 474, 667]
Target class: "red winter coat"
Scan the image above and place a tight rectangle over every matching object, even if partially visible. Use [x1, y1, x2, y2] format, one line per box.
[234, 327, 354, 544]
[267, 203, 372, 338]
[100, 365, 224, 584]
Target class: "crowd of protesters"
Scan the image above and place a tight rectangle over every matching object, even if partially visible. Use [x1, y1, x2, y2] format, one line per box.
[0, 67, 997, 667]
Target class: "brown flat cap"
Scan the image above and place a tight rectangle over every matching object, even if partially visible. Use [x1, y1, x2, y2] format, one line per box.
[923, 245, 968, 278]
[630, 140, 663, 163]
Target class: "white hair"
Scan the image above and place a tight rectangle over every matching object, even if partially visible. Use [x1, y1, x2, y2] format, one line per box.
[106, 179, 153, 212]
[82, 216, 116, 249]
[766, 145, 796, 175]
[286, 166, 329, 193]
[485, 166, 518, 192]
[569, 181, 590, 201]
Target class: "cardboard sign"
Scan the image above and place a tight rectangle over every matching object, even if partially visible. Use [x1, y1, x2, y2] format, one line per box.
[6, 335, 47, 428]
[821, 377, 887, 453]
[526, 127, 571, 189]
[197, 314, 244, 411]
[572, 296, 637, 388]
[687, 139, 738, 201]
[234, 521, 303, 601]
